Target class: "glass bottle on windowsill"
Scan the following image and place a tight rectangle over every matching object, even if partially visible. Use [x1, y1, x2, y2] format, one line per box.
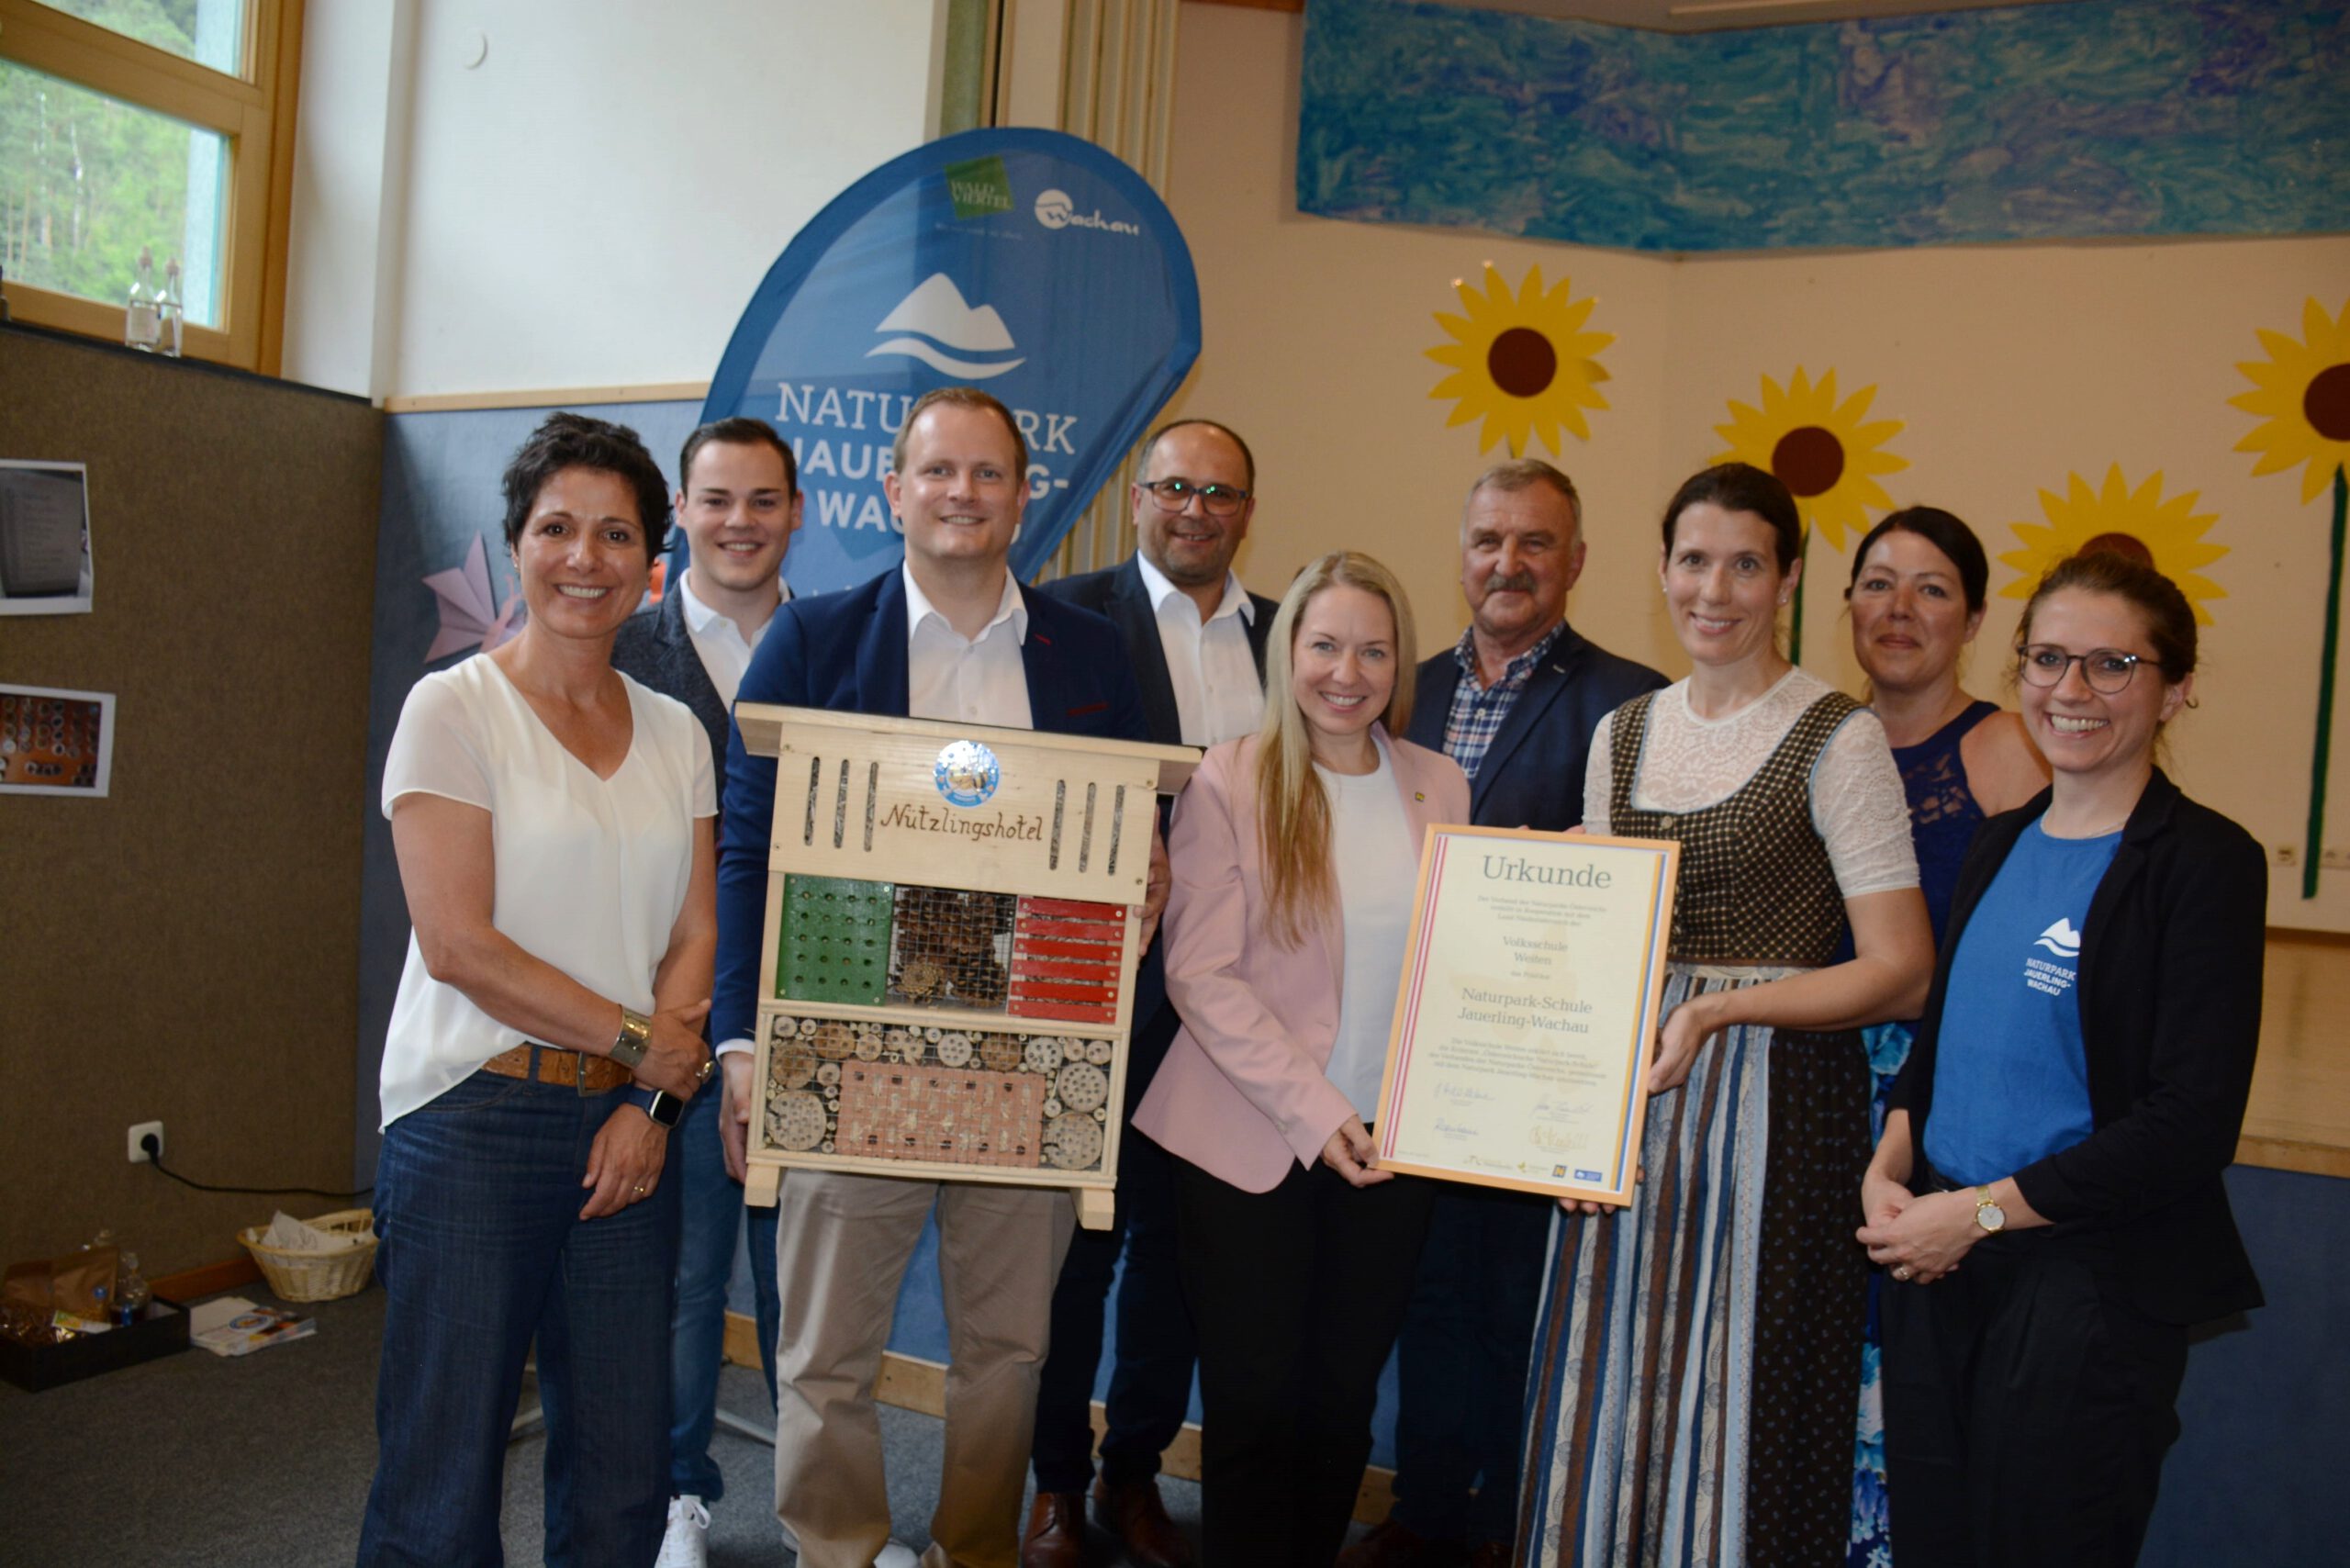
[157, 259, 185, 358]
[125, 248, 161, 352]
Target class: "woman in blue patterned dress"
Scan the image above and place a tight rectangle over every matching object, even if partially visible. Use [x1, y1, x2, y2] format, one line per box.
[1840, 510, 2048, 1563]
[1519, 464, 1935, 1568]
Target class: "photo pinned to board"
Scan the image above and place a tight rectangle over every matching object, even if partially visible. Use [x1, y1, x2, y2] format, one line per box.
[0, 684, 115, 798]
[0, 461, 95, 615]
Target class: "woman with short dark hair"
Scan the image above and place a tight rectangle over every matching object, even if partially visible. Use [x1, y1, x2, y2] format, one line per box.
[359, 413, 718, 1568]
[1861, 551, 2265, 1568]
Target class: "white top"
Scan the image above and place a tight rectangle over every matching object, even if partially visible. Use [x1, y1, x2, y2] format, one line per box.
[376, 655, 716, 1126]
[677, 569, 788, 711]
[1583, 667, 1919, 897]
[1318, 747, 1420, 1120]
[1135, 553, 1262, 746]
[903, 563, 1034, 730]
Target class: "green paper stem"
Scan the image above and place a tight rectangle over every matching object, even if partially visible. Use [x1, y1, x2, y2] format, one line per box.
[1790, 528, 1809, 665]
[2306, 464, 2349, 899]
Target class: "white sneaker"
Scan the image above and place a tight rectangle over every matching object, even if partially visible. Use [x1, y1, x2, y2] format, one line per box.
[655, 1495, 711, 1568]
[876, 1542, 919, 1568]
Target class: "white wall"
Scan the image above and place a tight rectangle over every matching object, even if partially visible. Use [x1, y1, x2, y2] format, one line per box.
[1166, 3, 2350, 931]
[285, 0, 949, 400]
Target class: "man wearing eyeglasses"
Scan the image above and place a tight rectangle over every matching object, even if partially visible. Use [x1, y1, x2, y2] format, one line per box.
[1022, 420, 1276, 1568]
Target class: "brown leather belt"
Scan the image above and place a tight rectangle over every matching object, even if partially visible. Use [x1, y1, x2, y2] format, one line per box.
[482, 1042, 631, 1093]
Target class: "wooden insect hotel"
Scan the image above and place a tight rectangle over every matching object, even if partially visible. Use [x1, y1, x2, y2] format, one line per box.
[736, 705, 1198, 1227]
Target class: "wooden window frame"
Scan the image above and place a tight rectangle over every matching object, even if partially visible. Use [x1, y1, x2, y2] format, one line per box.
[0, 0, 304, 373]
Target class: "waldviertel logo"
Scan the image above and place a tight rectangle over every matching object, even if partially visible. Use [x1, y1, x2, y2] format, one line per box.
[866, 274, 1026, 380]
[946, 154, 1013, 218]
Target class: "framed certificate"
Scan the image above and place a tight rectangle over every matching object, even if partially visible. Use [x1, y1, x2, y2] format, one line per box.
[1371, 825, 1678, 1207]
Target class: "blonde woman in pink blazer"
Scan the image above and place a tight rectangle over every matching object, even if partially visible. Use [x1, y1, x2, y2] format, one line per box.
[1136, 551, 1471, 1567]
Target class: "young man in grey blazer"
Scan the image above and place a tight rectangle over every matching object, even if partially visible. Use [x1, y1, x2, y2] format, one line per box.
[611, 416, 800, 1568]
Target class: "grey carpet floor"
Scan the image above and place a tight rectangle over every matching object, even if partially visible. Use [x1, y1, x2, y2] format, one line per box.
[0, 1284, 1209, 1566]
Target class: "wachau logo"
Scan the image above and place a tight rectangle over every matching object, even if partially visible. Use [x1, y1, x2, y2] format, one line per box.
[2032, 918, 2084, 958]
[867, 274, 1026, 381]
[945, 154, 1013, 218]
[1034, 187, 1141, 237]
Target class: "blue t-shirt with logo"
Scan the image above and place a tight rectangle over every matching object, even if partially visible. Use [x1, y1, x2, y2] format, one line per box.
[1925, 821, 2120, 1188]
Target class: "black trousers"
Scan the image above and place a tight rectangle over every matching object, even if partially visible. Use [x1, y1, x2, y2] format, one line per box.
[1387, 1182, 1551, 1546]
[1881, 1226, 2189, 1568]
[1176, 1149, 1437, 1568]
[1031, 994, 1198, 1494]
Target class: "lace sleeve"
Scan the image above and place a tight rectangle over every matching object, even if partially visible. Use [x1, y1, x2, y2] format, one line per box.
[1583, 711, 1615, 835]
[1810, 708, 1919, 896]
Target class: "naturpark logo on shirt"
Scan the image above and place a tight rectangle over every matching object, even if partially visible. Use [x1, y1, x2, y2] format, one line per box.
[2023, 918, 2082, 998]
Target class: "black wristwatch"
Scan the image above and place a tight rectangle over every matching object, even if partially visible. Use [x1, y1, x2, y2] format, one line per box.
[625, 1085, 685, 1128]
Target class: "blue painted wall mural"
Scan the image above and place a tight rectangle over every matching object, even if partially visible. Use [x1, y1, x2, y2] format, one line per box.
[1299, 0, 2350, 252]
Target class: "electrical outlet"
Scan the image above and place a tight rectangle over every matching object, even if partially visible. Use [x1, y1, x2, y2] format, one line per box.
[128, 1121, 163, 1164]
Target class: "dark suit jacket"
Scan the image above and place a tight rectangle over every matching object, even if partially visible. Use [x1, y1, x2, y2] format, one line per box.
[712, 567, 1148, 1048]
[1037, 557, 1275, 1100]
[1038, 558, 1277, 745]
[1888, 768, 2266, 1324]
[1406, 622, 1666, 833]
[610, 582, 729, 794]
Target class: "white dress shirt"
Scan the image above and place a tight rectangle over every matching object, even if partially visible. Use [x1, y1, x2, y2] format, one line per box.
[1135, 553, 1261, 746]
[903, 563, 1035, 730]
[677, 569, 788, 710]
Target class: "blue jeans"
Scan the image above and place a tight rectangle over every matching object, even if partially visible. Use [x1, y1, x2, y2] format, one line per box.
[357, 1070, 679, 1568]
[667, 1079, 780, 1501]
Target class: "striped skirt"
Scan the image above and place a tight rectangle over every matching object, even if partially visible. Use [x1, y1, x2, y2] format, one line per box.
[1517, 963, 1873, 1568]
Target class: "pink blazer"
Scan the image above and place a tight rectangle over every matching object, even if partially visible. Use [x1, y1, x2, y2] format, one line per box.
[1135, 728, 1471, 1193]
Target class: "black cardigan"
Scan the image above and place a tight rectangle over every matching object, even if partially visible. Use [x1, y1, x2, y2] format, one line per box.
[1886, 767, 2266, 1325]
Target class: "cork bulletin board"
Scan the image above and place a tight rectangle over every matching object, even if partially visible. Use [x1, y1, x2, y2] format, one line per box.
[0, 325, 382, 1272]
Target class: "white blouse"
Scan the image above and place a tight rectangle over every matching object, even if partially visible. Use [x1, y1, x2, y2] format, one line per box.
[1319, 748, 1421, 1121]
[377, 655, 715, 1126]
[1582, 667, 1919, 898]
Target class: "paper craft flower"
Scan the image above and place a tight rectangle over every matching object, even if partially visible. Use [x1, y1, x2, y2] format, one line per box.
[2230, 296, 2350, 504]
[422, 533, 523, 661]
[1426, 263, 1613, 454]
[1997, 465, 2227, 624]
[1710, 368, 1907, 554]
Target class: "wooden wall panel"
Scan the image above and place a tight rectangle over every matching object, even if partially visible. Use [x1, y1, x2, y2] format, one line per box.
[0, 325, 380, 1273]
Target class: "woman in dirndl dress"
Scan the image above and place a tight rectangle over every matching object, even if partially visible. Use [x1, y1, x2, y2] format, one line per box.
[1518, 463, 1934, 1568]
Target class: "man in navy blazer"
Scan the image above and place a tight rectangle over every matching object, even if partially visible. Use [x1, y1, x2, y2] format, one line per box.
[712, 388, 1152, 1568]
[612, 416, 800, 1565]
[1025, 420, 1275, 1568]
[1347, 458, 1666, 1568]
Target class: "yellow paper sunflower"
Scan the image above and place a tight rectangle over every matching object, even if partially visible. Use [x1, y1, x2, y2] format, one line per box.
[2229, 295, 2350, 504]
[1426, 263, 1613, 454]
[1997, 465, 2228, 624]
[1711, 368, 1908, 553]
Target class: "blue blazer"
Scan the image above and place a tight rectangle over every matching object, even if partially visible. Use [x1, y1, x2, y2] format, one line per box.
[1039, 557, 1278, 745]
[1406, 623, 1666, 832]
[712, 567, 1148, 1047]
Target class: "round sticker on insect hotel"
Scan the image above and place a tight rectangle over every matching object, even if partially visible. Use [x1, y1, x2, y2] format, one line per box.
[934, 740, 1002, 808]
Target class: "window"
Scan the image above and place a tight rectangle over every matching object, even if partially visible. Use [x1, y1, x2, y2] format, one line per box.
[0, 0, 302, 372]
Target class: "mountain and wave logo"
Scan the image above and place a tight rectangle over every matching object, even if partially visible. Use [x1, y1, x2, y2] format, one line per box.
[865, 274, 1026, 380]
[2032, 917, 2083, 958]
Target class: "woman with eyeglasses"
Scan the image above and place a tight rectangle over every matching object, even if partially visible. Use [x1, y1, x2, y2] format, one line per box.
[1840, 508, 2048, 1555]
[1858, 550, 2266, 1568]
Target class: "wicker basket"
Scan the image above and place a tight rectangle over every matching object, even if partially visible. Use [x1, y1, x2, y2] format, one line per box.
[238, 1208, 378, 1303]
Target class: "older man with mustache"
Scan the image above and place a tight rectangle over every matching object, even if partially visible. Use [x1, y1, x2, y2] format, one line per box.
[1344, 459, 1665, 1568]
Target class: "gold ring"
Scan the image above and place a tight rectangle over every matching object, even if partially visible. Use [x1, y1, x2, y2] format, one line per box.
[1892, 1264, 1913, 1282]
[632, 1184, 646, 1197]
[697, 1058, 715, 1083]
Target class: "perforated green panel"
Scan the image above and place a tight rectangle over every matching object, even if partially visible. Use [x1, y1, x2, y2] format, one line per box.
[778, 875, 894, 1004]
